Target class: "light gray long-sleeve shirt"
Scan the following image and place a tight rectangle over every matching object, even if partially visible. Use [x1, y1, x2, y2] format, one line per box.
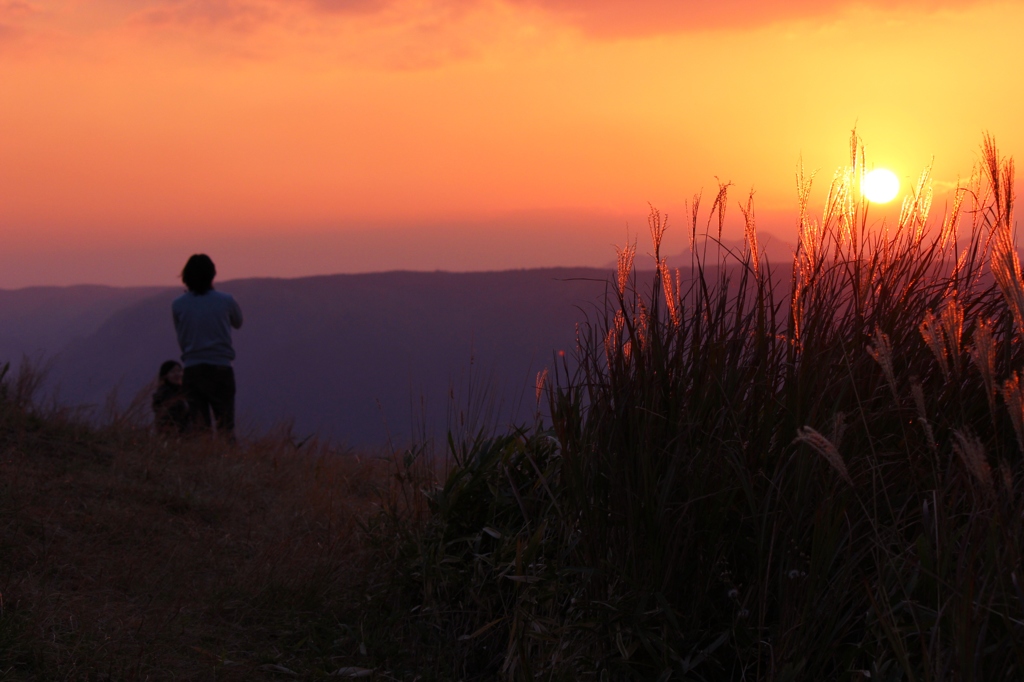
[171, 289, 243, 367]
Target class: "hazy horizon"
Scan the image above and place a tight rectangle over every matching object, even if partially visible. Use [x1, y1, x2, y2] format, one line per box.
[0, 204, 907, 289]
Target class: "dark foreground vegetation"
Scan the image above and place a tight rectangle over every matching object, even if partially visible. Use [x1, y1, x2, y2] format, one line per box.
[0, 369, 381, 680]
[367, 136, 1024, 680]
[4, 135, 1024, 680]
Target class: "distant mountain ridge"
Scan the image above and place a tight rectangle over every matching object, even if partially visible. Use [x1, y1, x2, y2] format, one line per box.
[0, 285, 167, 367]
[0, 269, 616, 446]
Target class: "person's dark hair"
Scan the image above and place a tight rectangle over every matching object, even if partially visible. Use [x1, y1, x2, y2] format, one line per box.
[181, 254, 216, 294]
[159, 360, 181, 380]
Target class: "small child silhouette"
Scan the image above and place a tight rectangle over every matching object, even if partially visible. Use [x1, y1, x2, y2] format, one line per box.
[152, 360, 189, 433]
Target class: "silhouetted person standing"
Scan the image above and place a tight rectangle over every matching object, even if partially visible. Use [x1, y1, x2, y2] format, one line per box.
[172, 254, 243, 439]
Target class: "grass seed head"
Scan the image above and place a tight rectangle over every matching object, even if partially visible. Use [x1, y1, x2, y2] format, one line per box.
[659, 259, 681, 327]
[794, 426, 853, 486]
[604, 327, 618, 373]
[648, 206, 667, 261]
[941, 299, 964, 372]
[867, 327, 898, 399]
[1002, 373, 1024, 455]
[939, 185, 965, 250]
[535, 368, 548, 404]
[983, 133, 1014, 229]
[615, 240, 636, 298]
[952, 429, 994, 493]
[989, 222, 1024, 339]
[689, 191, 702, 250]
[970, 318, 998, 411]
[708, 177, 731, 239]
[635, 302, 650, 351]
[740, 189, 760, 277]
[920, 310, 951, 381]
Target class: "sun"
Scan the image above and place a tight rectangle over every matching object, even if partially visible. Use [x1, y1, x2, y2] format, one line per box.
[861, 168, 901, 203]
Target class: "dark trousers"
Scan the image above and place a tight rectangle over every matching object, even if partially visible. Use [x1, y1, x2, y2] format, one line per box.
[183, 364, 236, 436]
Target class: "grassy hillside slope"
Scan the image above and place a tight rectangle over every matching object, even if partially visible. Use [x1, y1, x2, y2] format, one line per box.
[0, 368, 383, 680]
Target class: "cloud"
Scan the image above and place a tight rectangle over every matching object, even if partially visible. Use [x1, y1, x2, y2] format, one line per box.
[303, 0, 393, 15]
[130, 0, 277, 32]
[0, 0, 37, 16]
[0, 1, 36, 28]
[128, 0, 402, 32]
[120, 0, 993, 42]
[0, 1, 40, 48]
[506, 0, 987, 37]
[116, 0, 504, 68]
[2, 0, 992, 63]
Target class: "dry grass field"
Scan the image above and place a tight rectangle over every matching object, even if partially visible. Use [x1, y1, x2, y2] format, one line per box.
[0, 374, 385, 680]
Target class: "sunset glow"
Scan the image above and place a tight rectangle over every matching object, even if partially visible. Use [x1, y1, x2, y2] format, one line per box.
[1, 0, 1023, 286]
[861, 169, 901, 203]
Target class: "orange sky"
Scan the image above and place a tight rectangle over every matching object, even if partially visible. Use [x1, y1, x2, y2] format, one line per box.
[1, 0, 1022, 286]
